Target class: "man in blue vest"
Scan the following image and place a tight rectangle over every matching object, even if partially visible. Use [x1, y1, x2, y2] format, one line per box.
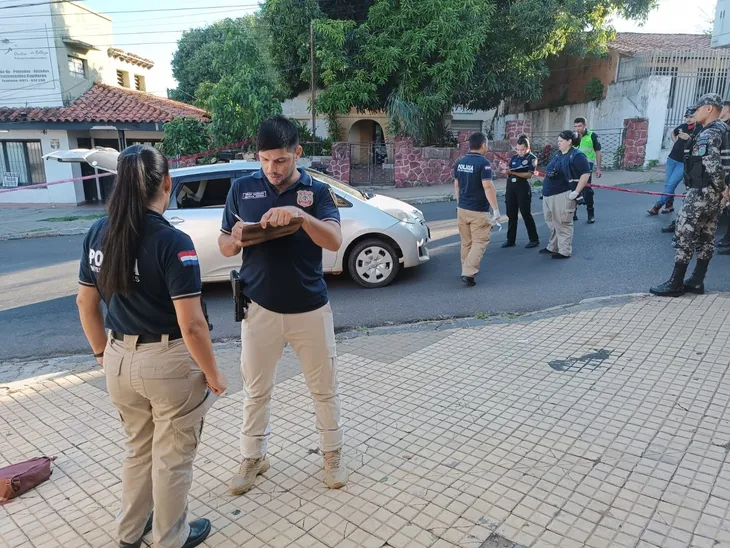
[573, 117, 602, 224]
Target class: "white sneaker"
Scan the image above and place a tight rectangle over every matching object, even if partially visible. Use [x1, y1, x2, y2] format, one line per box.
[229, 456, 270, 495]
[323, 449, 348, 489]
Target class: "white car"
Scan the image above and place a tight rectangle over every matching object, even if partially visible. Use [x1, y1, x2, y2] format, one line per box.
[44, 150, 431, 288]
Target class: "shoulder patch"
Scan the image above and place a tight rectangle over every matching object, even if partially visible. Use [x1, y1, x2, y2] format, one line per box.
[697, 145, 707, 156]
[178, 250, 199, 267]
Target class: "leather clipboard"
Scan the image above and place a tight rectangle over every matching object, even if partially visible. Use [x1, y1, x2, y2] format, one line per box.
[238, 217, 304, 248]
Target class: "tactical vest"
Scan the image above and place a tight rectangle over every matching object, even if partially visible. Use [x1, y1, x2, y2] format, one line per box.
[579, 130, 596, 163]
[684, 122, 728, 191]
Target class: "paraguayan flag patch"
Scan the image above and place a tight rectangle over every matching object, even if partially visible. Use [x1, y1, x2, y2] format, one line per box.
[178, 250, 199, 266]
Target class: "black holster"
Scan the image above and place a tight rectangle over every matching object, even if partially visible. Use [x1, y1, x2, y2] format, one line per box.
[230, 270, 250, 322]
[201, 297, 213, 331]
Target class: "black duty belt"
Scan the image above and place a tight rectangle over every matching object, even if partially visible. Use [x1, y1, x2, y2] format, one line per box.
[111, 331, 183, 344]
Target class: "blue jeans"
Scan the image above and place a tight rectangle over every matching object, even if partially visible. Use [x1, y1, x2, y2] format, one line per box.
[655, 158, 684, 208]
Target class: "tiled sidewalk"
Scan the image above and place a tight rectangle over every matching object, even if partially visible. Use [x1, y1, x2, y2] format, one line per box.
[2, 294, 730, 548]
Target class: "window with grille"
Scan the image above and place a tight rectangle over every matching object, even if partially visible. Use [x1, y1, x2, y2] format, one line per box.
[117, 70, 128, 87]
[1, 141, 46, 187]
[68, 56, 85, 79]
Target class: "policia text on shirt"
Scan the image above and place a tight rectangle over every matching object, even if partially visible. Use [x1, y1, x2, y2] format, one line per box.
[217, 116, 349, 496]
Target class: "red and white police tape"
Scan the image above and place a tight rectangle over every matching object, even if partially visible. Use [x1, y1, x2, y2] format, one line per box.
[490, 150, 684, 199]
[0, 172, 114, 194]
[0, 139, 254, 194]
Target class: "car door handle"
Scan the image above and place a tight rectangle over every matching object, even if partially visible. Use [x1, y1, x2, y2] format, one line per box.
[168, 216, 185, 225]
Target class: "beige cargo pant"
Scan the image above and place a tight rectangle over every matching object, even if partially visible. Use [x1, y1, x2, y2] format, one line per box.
[104, 335, 216, 548]
[543, 190, 577, 257]
[457, 207, 494, 277]
[239, 302, 343, 459]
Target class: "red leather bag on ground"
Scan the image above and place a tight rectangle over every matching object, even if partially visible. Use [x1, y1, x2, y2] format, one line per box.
[0, 457, 56, 504]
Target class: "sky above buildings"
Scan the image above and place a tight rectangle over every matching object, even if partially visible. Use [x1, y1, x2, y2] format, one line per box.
[12, 0, 720, 96]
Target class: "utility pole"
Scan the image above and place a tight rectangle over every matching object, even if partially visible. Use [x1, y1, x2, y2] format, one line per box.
[310, 19, 316, 139]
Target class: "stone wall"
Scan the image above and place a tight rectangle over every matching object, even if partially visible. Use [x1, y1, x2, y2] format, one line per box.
[622, 118, 648, 169]
[327, 142, 350, 182]
[505, 119, 532, 146]
[324, 128, 522, 188]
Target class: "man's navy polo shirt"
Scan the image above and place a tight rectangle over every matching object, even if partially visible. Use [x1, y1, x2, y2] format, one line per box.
[453, 152, 493, 212]
[221, 168, 340, 314]
[79, 212, 202, 335]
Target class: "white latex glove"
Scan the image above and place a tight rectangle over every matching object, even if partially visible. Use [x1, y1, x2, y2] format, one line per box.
[492, 210, 503, 232]
[568, 191, 579, 200]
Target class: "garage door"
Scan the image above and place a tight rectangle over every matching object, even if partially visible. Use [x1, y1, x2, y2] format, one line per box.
[450, 120, 483, 133]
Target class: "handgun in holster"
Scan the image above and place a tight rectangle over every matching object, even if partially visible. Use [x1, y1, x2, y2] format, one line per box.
[200, 297, 213, 331]
[230, 270, 250, 322]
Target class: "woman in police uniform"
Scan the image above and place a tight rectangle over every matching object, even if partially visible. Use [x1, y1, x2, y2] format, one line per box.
[76, 145, 227, 548]
[502, 134, 540, 249]
[539, 131, 592, 259]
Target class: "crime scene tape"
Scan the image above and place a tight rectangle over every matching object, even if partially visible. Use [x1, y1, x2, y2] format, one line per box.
[490, 150, 685, 199]
[0, 139, 253, 194]
[0, 172, 114, 194]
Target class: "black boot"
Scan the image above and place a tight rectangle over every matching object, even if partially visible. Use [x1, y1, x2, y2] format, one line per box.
[650, 262, 688, 297]
[661, 220, 676, 233]
[684, 259, 709, 294]
[587, 208, 595, 224]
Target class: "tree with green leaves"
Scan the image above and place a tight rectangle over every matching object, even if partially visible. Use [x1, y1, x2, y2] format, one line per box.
[263, 0, 655, 143]
[157, 117, 212, 158]
[169, 16, 283, 146]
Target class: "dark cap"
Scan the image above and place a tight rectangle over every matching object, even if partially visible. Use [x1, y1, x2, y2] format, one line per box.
[684, 107, 695, 117]
[692, 93, 723, 110]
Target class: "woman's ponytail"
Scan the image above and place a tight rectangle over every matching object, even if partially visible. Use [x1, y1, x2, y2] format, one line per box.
[98, 145, 169, 298]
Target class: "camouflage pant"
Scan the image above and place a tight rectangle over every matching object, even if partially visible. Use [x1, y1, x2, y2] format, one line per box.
[674, 187, 723, 263]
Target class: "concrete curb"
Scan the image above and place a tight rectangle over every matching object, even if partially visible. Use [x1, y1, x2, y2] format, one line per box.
[333, 292, 653, 340]
[0, 228, 90, 241]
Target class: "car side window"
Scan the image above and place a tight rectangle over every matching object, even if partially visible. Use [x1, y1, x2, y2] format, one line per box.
[173, 174, 234, 209]
[324, 184, 352, 208]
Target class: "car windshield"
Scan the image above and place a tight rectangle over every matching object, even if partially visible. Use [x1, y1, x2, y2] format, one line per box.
[307, 169, 366, 200]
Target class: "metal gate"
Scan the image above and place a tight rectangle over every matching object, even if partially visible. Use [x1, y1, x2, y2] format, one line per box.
[617, 49, 730, 146]
[529, 129, 625, 169]
[349, 142, 395, 186]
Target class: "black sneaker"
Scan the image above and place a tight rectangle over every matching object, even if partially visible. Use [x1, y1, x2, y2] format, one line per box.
[551, 253, 570, 259]
[539, 248, 556, 255]
[501, 241, 516, 248]
[525, 241, 540, 249]
[461, 276, 476, 287]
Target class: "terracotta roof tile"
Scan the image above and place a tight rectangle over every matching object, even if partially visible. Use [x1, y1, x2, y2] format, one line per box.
[0, 83, 210, 124]
[609, 33, 711, 55]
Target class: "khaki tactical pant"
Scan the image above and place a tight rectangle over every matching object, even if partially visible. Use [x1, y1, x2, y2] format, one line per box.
[543, 191, 577, 257]
[105, 335, 215, 548]
[239, 302, 343, 459]
[457, 207, 494, 277]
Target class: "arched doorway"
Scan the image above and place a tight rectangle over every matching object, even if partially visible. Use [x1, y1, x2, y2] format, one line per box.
[348, 119, 393, 185]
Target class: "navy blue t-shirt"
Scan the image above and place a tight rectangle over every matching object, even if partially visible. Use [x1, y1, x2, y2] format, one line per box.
[508, 152, 537, 184]
[79, 212, 202, 335]
[453, 152, 493, 212]
[221, 168, 340, 314]
[541, 149, 591, 197]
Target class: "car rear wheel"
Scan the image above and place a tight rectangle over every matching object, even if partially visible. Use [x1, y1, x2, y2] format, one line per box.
[348, 238, 400, 288]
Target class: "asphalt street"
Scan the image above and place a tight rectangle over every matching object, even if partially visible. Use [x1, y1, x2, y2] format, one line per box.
[2, 181, 729, 361]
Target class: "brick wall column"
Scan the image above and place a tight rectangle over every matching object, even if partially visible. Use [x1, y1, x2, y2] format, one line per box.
[622, 118, 648, 169]
[394, 136, 414, 187]
[505, 119, 532, 146]
[327, 142, 350, 182]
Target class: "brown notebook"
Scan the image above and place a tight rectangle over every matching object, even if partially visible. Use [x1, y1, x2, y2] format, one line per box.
[238, 217, 304, 248]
